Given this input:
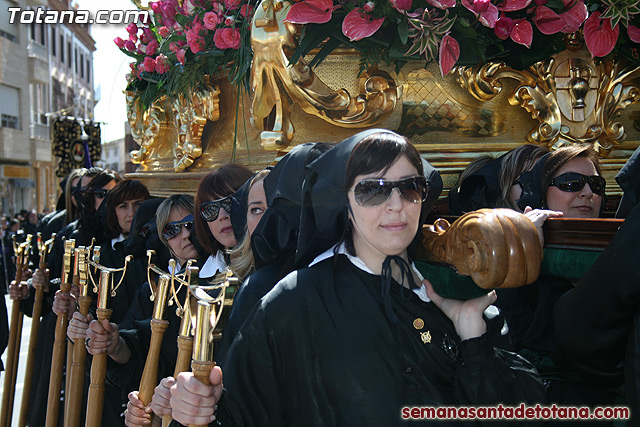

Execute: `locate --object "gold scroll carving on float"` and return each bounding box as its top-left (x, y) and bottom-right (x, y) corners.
top-left (125, 0), bottom-right (640, 196)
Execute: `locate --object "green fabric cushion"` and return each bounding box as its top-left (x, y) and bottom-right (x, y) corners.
top-left (414, 260), bottom-right (490, 300)
top-left (541, 248), bottom-right (602, 281)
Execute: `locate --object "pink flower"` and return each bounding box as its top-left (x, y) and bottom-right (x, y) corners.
top-left (363, 1), bottom-right (375, 13)
top-left (146, 40), bottom-right (159, 56)
top-left (124, 40), bottom-right (136, 51)
top-left (129, 32), bottom-right (138, 43)
top-left (213, 27), bottom-right (241, 49)
top-left (223, 15), bottom-right (235, 26)
top-left (496, 0), bottom-right (531, 11)
top-left (628, 25), bottom-right (640, 43)
top-left (439, 33), bottom-right (460, 76)
top-left (158, 26), bottom-right (171, 37)
top-left (169, 41), bottom-right (181, 52)
top-left (342, 7), bottom-right (385, 41)
top-left (584, 11), bottom-right (619, 57)
top-left (462, 0), bottom-right (499, 28)
top-left (425, 0), bottom-right (456, 9)
top-left (494, 16), bottom-right (513, 39)
top-left (151, 1), bottom-right (162, 15)
top-left (225, 0), bottom-right (241, 9)
top-left (533, 0), bottom-right (586, 34)
top-left (126, 23), bottom-right (138, 36)
top-left (203, 11), bottom-right (220, 30)
top-left (155, 54), bottom-right (171, 74)
top-left (142, 28), bottom-right (155, 44)
top-left (176, 48), bottom-right (186, 65)
top-left (393, 0), bottom-right (413, 11)
top-left (239, 4), bottom-right (254, 18)
top-left (162, 3), bottom-right (177, 18)
top-left (143, 56), bottom-right (156, 73)
top-left (285, 0), bottom-right (340, 24)
top-left (114, 37), bottom-right (125, 49)
top-left (186, 30), bottom-right (207, 53)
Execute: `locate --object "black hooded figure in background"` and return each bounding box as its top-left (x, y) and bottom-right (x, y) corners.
top-left (169, 129), bottom-right (545, 427)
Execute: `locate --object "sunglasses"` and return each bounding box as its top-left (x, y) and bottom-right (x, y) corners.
top-left (200, 196), bottom-right (233, 222)
top-left (549, 172), bottom-right (606, 196)
top-left (94, 188), bottom-right (110, 199)
top-left (162, 214), bottom-right (194, 240)
top-left (352, 176), bottom-right (428, 207)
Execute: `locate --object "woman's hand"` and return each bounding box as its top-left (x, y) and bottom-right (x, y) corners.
top-left (150, 377), bottom-right (175, 417)
top-left (85, 319), bottom-right (131, 363)
top-left (523, 206), bottom-right (563, 245)
top-left (31, 268), bottom-right (49, 291)
top-left (124, 390), bottom-right (152, 426)
top-left (170, 367), bottom-right (223, 425)
top-left (424, 279), bottom-right (497, 341)
top-left (8, 280), bottom-right (29, 300)
top-left (52, 290), bottom-right (76, 319)
top-left (67, 312), bottom-right (92, 341)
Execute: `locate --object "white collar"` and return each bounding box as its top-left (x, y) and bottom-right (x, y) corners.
top-left (199, 250), bottom-right (227, 278)
top-left (309, 243), bottom-right (430, 302)
top-left (168, 261), bottom-right (180, 274)
top-left (111, 234), bottom-right (126, 250)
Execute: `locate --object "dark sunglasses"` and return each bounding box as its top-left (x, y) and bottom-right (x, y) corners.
top-left (162, 214), bottom-right (194, 240)
top-left (549, 172), bottom-right (606, 196)
top-left (200, 196), bottom-right (233, 222)
top-left (352, 176), bottom-right (428, 207)
top-left (94, 188), bottom-right (110, 199)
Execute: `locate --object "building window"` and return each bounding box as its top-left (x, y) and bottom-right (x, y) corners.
top-left (0, 0), bottom-right (18, 42)
top-left (74, 48), bottom-right (78, 73)
top-left (86, 58), bottom-right (91, 83)
top-left (67, 41), bottom-right (71, 68)
top-left (39, 22), bottom-right (45, 45)
top-left (0, 85), bottom-right (20, 129)
top-left (80, 53), bottom-right (84, 79)
top-left (51, 28), bottom-right (56, 57)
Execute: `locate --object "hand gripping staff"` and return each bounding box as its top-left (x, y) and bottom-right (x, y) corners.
top-left (189, 268), bottom-right (235, 427)
top-left (161, 261), bottom-right (199, 427)
top-left (84, 246), bottom-right (132, 427)
top-left (45, 239), bottom-right (76, 427)
top-left (0, 234), bottom-right (33, 427)
top-left (17, 233), bottom-right (55, 427)
top-left (138, 251), bottom-right (193, 426)
top-left (65, 246), bottom-right (93, 427)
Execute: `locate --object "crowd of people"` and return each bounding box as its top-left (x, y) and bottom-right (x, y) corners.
top-left (1, 130), bottom-right (639, 426)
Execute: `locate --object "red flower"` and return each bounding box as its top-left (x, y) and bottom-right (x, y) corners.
top-left (393, 0), bottom-right (413, 12)
top-left (285, 0), bottom-right (340, 24)
top-left (114, 37), bottom-right (125, 49)
top-left (176, 49), bottom-right (186, 65)
top-left (533, 0), bottom-right (586, 35)
top-left (462, 0), bottom-right (499, 28)
top-left (628, 25), bottom-right (640, 43)
top-left (146, 39), bottom-right (159, 56)
top-left (342, 7), bottom-right (385, 41)
top-left (510, 18), bottom-right (533, 47)
top-left (584, 11), bottom-right (619, 57)
top-left (439, 33), bottom-right (460, 76)
top-left (155, 54), bottom-right (171, 74)
top-left (240, 4), bottom-right (254, 18)
top-left (158, 26), bottom-right (171, 37)
top-left (186, 28), bottom-right (207, 53)
top-left (203, 11), bottom-right (220, 30)
top-left (494, 16), bottom-right (514, 39)
top-left (214, 27), bottom-right (241, 49)
top-left (124, 40), bottom-right (136, 51)
top-left (143, 56), bottom-right (156, 72)
top-left (496, 0), bottom-right (531, 11)
top-left (126, 23), bottom-right (138, 36)
top-left (224, 0), bottom-right (241, 10)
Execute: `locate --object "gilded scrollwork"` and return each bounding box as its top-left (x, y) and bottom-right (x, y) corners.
top-left (250, 0), bottom-right (401, 150)
top-left (172, 77), bottom-right (221, 172)
top-left (454, 35), bottom-right (640, 156)
top-left (126, 92), bottom-right (166, 165)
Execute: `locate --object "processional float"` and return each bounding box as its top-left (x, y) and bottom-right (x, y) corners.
top-left (0, 234), bottom-right (33, 427)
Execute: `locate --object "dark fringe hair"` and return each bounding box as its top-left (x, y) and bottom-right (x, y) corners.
top-left (104, 180), bottom-right (151, 239)
top-left (194, 164), bottom-right (253, 255)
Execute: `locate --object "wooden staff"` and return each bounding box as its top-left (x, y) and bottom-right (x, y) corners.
top-left (63, 247), bottom-right (82, 422)
top-left (188, 267), bottom-right (232, 427)
top-left (85, 248), bottom-right (131, 427)
top-left (162, 265), bottom-right (198, 427)
top-left (65, 246), bottom-right (91, 427)
top-left (45, 239), bottom-right (75, 427)
top-left (0, 234), bottom-right (33, 427)
top-left (17, 233), bottom-right (55, 427)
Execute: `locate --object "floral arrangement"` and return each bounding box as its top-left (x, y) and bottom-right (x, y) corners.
top-left (285, 0), bottom-right (640, 76)
top-left (118, 0), bottom-right (640, 107)
top-left (116, 0), bottom-right (255, 108)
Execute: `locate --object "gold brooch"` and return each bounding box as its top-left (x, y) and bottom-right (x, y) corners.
top-left (413, 318), bottom-right (424, 330)
top-left (420, 331), bottom-right (432, 344)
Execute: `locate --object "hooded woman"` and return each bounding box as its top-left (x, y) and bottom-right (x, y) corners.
top-left (170, 130), bottom-right (544, 426)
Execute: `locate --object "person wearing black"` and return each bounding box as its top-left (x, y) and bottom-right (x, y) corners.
top-left (169, 130), bottom-right (545, 426)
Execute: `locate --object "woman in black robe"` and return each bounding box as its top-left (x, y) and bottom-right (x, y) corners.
top-left (169, 129), bottom-right (545, 426)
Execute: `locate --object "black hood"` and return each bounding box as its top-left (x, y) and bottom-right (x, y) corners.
top-left (251, 143), bottom-right (325, 269)
top-left (230, 174), bottom-right (253, 243)
top-left (616, 145), bottom-right (640, 218)
top-left (515, 153), bottom-right (550, 211)
top-left (124, 197), bottom-right (171, 268)
top-left (295, 129), bottom-right (443, 268)
top-left (448, 155), bottom-right (503, 215)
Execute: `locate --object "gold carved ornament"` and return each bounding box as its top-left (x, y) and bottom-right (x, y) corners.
top-left (250, 0), bottom-right (401, 150)
top-left (454, 37), bottom-right (640, 157)
top-left (127, 92), bottom-right (167, 164)
top-left (421, 209), bottom-right (542, 289)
